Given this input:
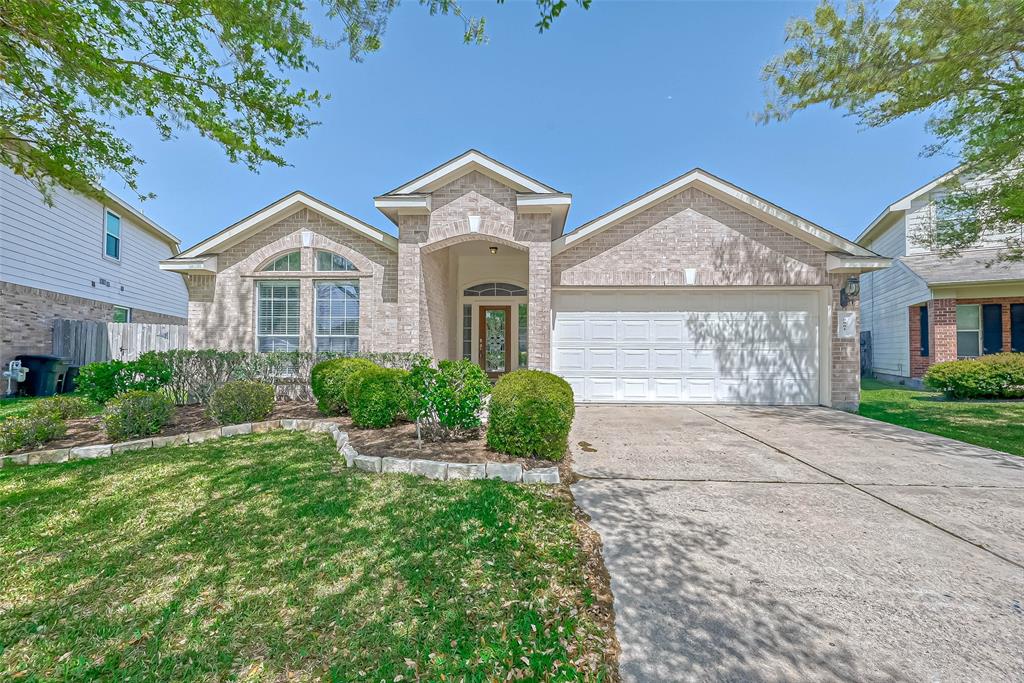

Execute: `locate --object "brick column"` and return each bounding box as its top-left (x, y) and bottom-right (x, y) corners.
top-left (396, 217), bottom-right (425, 354)
top-left (830, 275), bottom-right (860, 411)
top-left (908, 305), bottom-right (931, 378)
top-left (930, 298), bottom-right (957, 363)
top-left (527, 240), bottom-right (552, 371)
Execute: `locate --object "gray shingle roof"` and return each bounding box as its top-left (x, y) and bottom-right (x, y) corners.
top-left (901, 249), bottom-right (1024, 285)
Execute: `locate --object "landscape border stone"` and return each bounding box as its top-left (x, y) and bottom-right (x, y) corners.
top-left (0, 418), bottom-right (560, 484)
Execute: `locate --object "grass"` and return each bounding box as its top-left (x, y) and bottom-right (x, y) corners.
top-left (860, 378), bottom-right (1024, 456)
top-left (0, 396), bottom-right (101, 422)
top-left (0, 431), bottom-right (612, 681)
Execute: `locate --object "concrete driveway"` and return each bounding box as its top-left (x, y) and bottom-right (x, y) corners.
top-left (570, 405), bottom-right (1024, 682)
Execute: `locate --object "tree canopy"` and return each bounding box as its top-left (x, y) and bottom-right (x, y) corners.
top-left (0, 0), bottom-right (588, 202)
top-left (761, 0), bottom-right (1024, 260)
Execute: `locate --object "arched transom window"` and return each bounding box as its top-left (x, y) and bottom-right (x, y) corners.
top-left (463, 282), bottom-right (527, 297)
top-left (316, 250), bottom-right (357, 272)
top-left (261, 251), bottom-right (301, 271)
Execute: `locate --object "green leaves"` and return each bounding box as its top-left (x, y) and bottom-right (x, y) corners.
top-left (1, 1), bottom-right (586, 204)
top-left (761, 0), bottom-right (1024, 260)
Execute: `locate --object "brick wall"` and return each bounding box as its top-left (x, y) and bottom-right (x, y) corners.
top-left (908, 305), bottom-right (930, 378)
top-left (0, 281), bottom-right (186, 368)
top-left (923, 296), bottom-right (1024, 367)
top-left (187, 208), bottom-right (398, 352)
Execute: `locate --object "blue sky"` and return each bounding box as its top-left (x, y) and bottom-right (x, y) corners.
top-left (111, 0), bottom-right (953, 248)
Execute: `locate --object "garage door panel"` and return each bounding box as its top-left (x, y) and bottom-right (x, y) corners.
top-left (551, 290), bottom-right (821, 405)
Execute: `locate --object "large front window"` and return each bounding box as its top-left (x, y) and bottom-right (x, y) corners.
top-left (956, 304), bottom-right (981, 358)
top-left (315, 281), bottom-right (359, 352)
top-left (257, 281), bottom-right (300, 351)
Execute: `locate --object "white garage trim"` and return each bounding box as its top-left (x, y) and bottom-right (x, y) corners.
top-left (550, 287), bottom-right (831, 406)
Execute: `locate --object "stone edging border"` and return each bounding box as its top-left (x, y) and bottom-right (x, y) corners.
top-left (0, 418), bottom-right (561, 485)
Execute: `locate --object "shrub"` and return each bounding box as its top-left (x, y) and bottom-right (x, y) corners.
top-left (208, 380), bottom-right (275, 425)
top-left (407, 358), bottom-right (491, 439)
top-left (0, 414), bottom-right (66, 454)
top-left (102, 390), bottom-right (174, 442)
top-left (76, 352), bottom-right (171, 404)
top-left (347, 367), bottom-right (411, 428)
top-left (924, 353), bottom-right (1024, 399)
top-left (28, 395), bottom-right (95, 420)
top-left (486, 370), bottom-right (575, 461)
top-left (310, 357), bottom-right (378, 415)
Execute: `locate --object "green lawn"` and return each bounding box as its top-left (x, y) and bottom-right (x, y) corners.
top-left (860, 379), bottom-right (1024, 456)
top-left (0, 431), bottom-right (612, 681)
top-left (0, 397), bottom-right (40, 421)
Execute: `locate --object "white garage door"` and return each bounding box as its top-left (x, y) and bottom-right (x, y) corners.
top-left (551, 290), bottom-right (822, 404)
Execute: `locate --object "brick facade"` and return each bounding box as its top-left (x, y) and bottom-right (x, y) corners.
top-left (911, 296), bottom-right (1024, 376)
top-left (0, 281), bottom-right (186, 368)
top-left (181, 172), bottom-right (869, 409)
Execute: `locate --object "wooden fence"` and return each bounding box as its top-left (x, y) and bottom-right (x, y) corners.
top-left (53, 319), bottom-right (188, 366)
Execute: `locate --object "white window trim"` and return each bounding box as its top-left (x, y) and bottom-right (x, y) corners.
top-left (255, 280), bottom-right (301, 352)
top-left (314, 280), bottom-right (360, 353)
top-left (956, 303), bottom-right (982, 358)
top-left (112, 306), bottom-right (132, 323)
top-left (103, 208), bottom-right (122, 262)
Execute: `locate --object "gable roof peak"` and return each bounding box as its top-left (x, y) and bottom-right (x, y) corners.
top-left (383, 149), bottom-right (561, 196)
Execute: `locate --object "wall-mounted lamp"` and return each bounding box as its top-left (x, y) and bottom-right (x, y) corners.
top-left (489, 246), bottom-right (498, 255)
top-left (840, 275), bottom-right (860, 308)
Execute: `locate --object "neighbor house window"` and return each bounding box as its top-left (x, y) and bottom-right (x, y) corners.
top-left (315, 281), bottom-right (359, 353)
top-left (956, 304), bottom-right (981, 358)
top-left (257, 281), bottom-right (300, 351)
top-left (112, 306), bottom-right (131, 323)
top-left (262, 251), bottom-right (301, 272)
top-left (316, 250), bottom-right (357, 272)
top-left (104, 210), bottom-right (121, 260)
top-left (518, 303), bottom-right (528, 367)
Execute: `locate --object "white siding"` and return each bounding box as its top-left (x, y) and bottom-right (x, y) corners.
top-left (906, 177), bottom-right (1019, 255)
top-left (860, 217), bottom-right (931, 377)
top-left (0, 166), bottom-right (187, 317)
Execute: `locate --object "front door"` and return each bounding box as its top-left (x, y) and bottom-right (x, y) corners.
top-left (478, 305), bottom-right (512, 379)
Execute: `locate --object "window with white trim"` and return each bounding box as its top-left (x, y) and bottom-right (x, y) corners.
top-left (104, 210), bottom-right (121, 260)
top-left (315, 281), bottom-right (359, 352)
top-left (956, 304), bottom-right (981, 358)
top-left (257, 281), bottom-right (300, 351)
top-left (112, 306), bottom-right (131, 323)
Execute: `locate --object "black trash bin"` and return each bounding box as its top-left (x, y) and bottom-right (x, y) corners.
top-left (14, 354), bottom-right (70, 396)
top-left (61, 366), bottom-right (81, 394)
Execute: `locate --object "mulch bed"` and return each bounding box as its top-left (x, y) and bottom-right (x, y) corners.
top-left (6, 402), bottom-right (323, 455)
top-left (337, 416), bottom-right (572, 477)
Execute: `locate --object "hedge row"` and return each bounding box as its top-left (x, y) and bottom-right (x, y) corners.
top-left (924, 353), bottom-right (1024, 399)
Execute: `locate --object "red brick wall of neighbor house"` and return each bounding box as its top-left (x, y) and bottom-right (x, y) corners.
top-left (0, 281), bottom-right (186, 368)
top-left (915, 296), bottom-right (1024, 374)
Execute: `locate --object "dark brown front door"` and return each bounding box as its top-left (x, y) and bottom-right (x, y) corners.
top-left (478, 305), bottom-right (511, 378)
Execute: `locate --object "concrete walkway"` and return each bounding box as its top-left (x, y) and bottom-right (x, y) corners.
top-left (571, 405), bottom-right (1024, 682)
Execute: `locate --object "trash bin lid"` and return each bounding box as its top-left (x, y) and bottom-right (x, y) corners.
top-left (14, 354), bottom-right (64, 361)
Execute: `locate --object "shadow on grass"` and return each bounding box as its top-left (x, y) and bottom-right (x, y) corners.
top-left (0, 431), bottom-right (610, 681)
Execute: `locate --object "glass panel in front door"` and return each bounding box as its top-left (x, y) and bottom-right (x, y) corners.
top-left (485, 309), bottom-right (507, 373)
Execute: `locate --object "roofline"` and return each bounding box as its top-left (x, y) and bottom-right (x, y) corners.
top-left (173, 191), bottom-right (397, 259)
top-left (102, 189), bottom-right (180, 252)
top-left (856, 166), bottom-right (963, 245)
top-left (383, 149), bottom-right (560, 195)
top-left (554, 168), bottom-right (876, 257)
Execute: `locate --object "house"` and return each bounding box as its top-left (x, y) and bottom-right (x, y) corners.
top-left (0, 166), bottom-right (188, 368)
top-left (160, 150), bottom-right (889, 409)
top-left (858, 170), bottom-right (1024, 385)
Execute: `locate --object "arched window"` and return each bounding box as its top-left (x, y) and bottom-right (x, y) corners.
top-left (316, 250), bottom-right (357, 272)
top-left (463, 282), bottom-right (527, 297)
top-left (261, 251), bottom-right (301, 271)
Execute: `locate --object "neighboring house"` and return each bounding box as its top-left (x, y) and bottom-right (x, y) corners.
top-left (161, 150), bottom-right (889, 409)
top-left (0, 166), bottom-right (188, 368)
top-left (858, 170), bottom-right (1024, 385)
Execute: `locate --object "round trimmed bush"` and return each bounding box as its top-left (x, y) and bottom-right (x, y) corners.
top-left (924, 353), bottom-right (1024, 399)
top-left (486, 370), bottom-right (575, 461)
top-left (102, 390), bottom-right (174, 442)
top-left (208, 380), bottom-right (275, 425)
top-left (29, 395), bottom-right (95, 420)
top-left (347, 367), bottom-right (411, 428)
top-left (0, 414), bottom-right (66, 454)
top-left (310, 357), bottom-right (378, 415)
